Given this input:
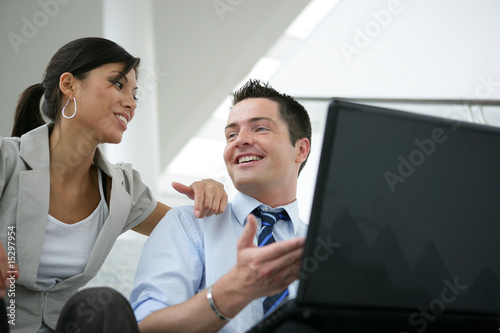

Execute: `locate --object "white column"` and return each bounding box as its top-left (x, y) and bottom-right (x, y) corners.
top-left (102, 0), bottom-right (161, 198)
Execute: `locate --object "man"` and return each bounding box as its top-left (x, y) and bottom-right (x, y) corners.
top-left (130, 79), bottom-right (312, 332)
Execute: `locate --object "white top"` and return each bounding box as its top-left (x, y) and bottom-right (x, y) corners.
top-left (36, 169), bottom-right (108, 290)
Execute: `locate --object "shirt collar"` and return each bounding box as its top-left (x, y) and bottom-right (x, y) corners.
top-left (19, 124), bottom-right (50, 169)
top-left (18, 124), bottom-right (123, 184)
top-left (232, 192), bottom-right (301, 235)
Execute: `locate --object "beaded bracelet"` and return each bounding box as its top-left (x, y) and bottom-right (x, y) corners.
top-left (207, 286), bottom-right (234, 321)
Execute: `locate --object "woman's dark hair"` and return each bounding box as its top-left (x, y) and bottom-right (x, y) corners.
top-left (12, 37), bottom-right (140, 137)
top-left (232, 79), bottom-right (312, 175)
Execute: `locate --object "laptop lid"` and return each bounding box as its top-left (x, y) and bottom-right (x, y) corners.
top-left (296, 99), bottom-right (500, 322)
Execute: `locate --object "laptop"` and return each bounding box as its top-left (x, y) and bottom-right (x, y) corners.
top-left (247, 99), bottom-right (500, 332)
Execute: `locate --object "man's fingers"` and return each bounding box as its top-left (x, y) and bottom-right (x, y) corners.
top-left (257, 237), bottom-right (305, 262)
top-left (237, 214), bottom-right (258, 250)
top-left (275, 253), bottom-right (303, 283)
top-left (234, 226), bottom-right (305, 299)
top-left (252, 248), bottom-right (304, 296)
top-left (264, 261), bottom-right (303, 295)
top-left (259, 245), bottom-right (304, 279)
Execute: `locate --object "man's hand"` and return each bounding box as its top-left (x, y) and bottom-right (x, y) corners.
top-left (172, 179), bottom-right (228, 218)
top-left (224, 214), bottom-right (305, 303)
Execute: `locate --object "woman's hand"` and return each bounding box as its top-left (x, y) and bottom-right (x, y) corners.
top-left (133, 179), bottom-right (228, 236)
top-left (172, 179), bottom-right (228, 218)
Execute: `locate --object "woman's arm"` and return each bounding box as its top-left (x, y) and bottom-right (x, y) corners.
top-left (132, 179), bottom-right (228, 236)
top-left (132, 202), bottom-right (170, 236)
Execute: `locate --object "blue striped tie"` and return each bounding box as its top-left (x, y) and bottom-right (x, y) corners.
top-left (252, 207), bottom-right (291, 316)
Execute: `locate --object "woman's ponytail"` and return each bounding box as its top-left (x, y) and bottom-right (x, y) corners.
top-left (11, 83), bottom-right (46, 137)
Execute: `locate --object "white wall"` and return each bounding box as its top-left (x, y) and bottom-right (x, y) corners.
top-left (151, 0), bottom-right (310, 170)
top-left (102, 0), bottom-right (161, 197)
top-left (271, 0), bottom-right (500, 101)
top-left (0, 0), bottom-right (104, 137)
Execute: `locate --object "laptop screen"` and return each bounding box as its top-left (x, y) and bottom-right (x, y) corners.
top-left (298, 100), bottom-right (500, 318)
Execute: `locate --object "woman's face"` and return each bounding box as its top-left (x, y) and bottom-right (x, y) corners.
top-left (70, 62), bottom-right (138, 144)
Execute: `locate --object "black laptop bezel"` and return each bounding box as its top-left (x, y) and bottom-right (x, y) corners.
top-left (295, 99), bottom-right (500, 325)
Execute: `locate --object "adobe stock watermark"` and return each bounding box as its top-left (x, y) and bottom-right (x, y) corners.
top-left (208, 170), bottom-right (233, 194)
top-left (340, 0), bottom-right (404, 64)
top-left (213, 0), bottom-right (243, 22)
top-left (7, 0), bottom-right (72, 54)
top-left (383, 74), bottom-right (499, 193)
top-left (383, 128), bottom-right (447, 193)
top-left (299, 235), bottom-right (340, 279)
top-left (58, 288), bottom-right (114, 333)
top-left (6, 226), bottom-right (17, 327)
top-left (51, 126), bottom-right (104, 183)
top-left (401, 277), bottom-right (467, 333)
top-left (448, 74), bottom-right (500, 127)
top-left (135, 64), bottom-right (169, 102)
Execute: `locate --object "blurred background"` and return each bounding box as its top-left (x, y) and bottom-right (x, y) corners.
top-left (1, 0), bottom-right (500, 297)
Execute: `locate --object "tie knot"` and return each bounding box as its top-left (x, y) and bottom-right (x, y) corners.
top-left (252, 207), bottom-right (290, 228)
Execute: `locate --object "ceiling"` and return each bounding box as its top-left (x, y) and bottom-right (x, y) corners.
top-left (151, 0), bottom-right (311, 170)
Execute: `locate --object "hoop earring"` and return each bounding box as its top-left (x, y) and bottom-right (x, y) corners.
top-left (62, 97), bottom-right (77, 119)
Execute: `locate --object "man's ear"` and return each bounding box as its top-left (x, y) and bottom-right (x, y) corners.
top-left (295, 138), bottom-right (310, 164)
top-left (59, 72), bottom-right (75, 98)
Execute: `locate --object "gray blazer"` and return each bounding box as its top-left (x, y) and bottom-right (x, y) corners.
top-left (0, 125), bottom-right (157, 332)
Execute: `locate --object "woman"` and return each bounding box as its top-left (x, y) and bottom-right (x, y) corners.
top-left (0, 37), bottom-right (228, 332)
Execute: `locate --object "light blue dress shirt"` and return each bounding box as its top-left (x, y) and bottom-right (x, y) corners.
top-left (130, 192), bottom-right (308, 332)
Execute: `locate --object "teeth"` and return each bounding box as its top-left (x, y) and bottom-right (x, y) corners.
top-left (117, 115), bottom-right (128, 125)
top-left (238, 156), bottom-right (262, 164)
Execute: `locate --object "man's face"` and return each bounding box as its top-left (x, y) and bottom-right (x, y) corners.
top-left (224, 98), bottom-right (305, 198)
